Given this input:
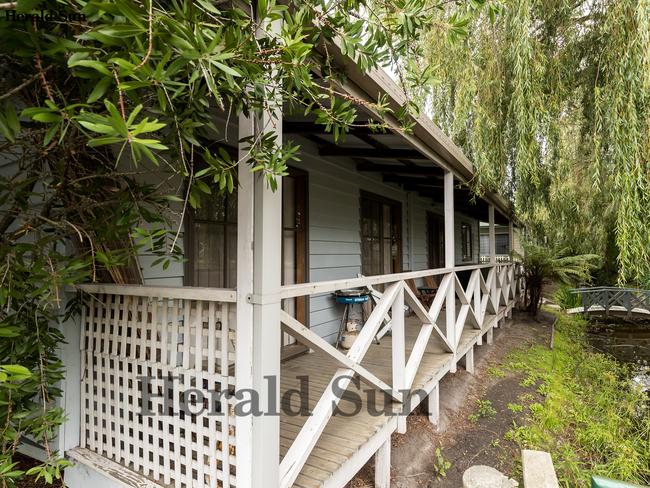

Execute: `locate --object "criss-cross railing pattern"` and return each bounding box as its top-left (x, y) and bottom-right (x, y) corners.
top-left (278, 262), bottom-right (519, 488)
top-left (572, 286), bottom-right (650, 316)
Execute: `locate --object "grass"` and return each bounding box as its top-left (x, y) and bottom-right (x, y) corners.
top-left (469, 399), bottom-right (497, 423)
top-left (502, 311), bottom-right (650, 487)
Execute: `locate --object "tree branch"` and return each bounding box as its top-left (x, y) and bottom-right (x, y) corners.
top-left (0, 66), bottom-right (53, 102)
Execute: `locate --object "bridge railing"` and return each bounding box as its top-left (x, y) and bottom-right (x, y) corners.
top-left (570, 287), bottom-right (650, 315)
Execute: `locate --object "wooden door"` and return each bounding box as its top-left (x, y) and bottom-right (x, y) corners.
top-left (281, 168), bottom-right (309, 357)
top-left (361, 192), bottom-right (402, 277)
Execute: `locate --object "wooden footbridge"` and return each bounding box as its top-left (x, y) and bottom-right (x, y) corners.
top-left (568, 287), bottom-right (650, 318)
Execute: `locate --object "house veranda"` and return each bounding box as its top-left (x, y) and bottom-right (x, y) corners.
top-left (49, 54), bottom-right (522, 488)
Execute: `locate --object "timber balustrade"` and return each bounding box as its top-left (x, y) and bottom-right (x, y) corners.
top-left (76, 285), bottom-right (238, 488)
top-left (73, 262), bottom-right (521, 488)
top-left (277, 262), bottom-right (520, 488)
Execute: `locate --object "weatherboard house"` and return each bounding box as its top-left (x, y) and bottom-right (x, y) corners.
top-left (32, 42), bottom-right (521, 488)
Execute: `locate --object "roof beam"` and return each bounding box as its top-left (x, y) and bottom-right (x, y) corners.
top-left (357, 163), bottom-right (444, 175)
top-left (382, 174), bottom-right (444, 186)
top-left (284, 121), bottom-right (389, 136)
top-left (319, 147), bottom-right (426, 159)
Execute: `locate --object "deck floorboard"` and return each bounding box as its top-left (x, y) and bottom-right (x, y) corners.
top-left (283, 312), bottom-right (497, 487)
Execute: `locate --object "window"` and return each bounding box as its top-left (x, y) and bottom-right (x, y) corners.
top-left (461, 222), bottom-right (473, 262)
top-left (185, 189), bottom-right (238, 288)
top-left (495, 234), bottom-right (509, 255)
top-left (361, 193), bottom-right (402, 276)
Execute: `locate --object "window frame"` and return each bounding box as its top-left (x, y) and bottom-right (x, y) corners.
top-left (360, 191), bottom-right (402, 276)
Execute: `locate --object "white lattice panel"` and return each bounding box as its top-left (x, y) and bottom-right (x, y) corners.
top-left (80, 293), bottom-right (237, 488)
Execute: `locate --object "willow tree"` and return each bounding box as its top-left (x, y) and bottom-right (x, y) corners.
top-left (418, 0), bottom-right (650, 286)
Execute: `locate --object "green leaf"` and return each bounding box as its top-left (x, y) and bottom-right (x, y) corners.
top-left (133, 138), bottom-right (168, 150)
top-left (2, 365), bottom-right (31, 376)
top-left (0, 114), bottom-right (14, 143)
top-left (0, 326), bottom-right (20, 338)
top-left (32, 112), bottom-right (62, 123)
top-left (213, 61), bottom-right (241, 77)
top-left (69, 59), bottom-right (112, 76)
top-left (87, 136), bottom-right (125, 146)
top-left (5, 104), bottom-right (20, 134)
top-left (43, 122), bottom-right (61, 146)
top-left (87, 77), bottom-right (112, 103)
top-left (96, 25), bottom-right (146, 37)
top-left (78, 120), bottom-right (115, 134)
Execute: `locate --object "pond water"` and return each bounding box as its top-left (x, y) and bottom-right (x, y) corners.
top-left (586, 318), bottom-right (650, 391)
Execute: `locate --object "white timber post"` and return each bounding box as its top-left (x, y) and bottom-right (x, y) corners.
top-left (488, 205), bottom-right (498, 320)
top-left (236, 114), bottom-right (255, 488)
top-left (235, 11), bottom-right (283, 488)
top-left (444, 171), bottom-right (456, 372)
top-left (49, 294), bottom-right (81, 459)
top-left (508, 219), bottom-right (514, 262)
top-left (508, 219), bottom-right (515, 317)
top-left (428, 383), bottom-right (440, 430)
top-left (488, 205), bottom-right (496, 264)
top-left (375, 439), bottom-right (391, 488)
top-left (474, 269), bottom-right (482, 331)
top-left (391, 284), bottom-right (407, 434)
top-left (461, 346), bottom-right (475, 374)
top-left (236, 102), bottom-right (283, 487)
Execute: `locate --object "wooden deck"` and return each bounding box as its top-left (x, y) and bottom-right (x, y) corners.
top-left (282, 310), bottom-right (505, 488)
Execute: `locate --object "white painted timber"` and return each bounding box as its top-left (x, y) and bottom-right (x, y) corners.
top-left (428, 383), bottom-right (440, 429)
top-left (67, 448), bottom-right (160, 488)
top-left (251, 102), bottom-right (283, 487)
top-left (461, 346), bottom-right (475, 374)
top-left (567, 305), bottom-right (650, 317)
top-left (508, 220), bottom-right (514, 257)
top-left (280, 264), bottom-right (492, 299)
top-left (236, 112), bottom-right (256, 488)
top-left (56, 295), bottom-right (81, 455)
top-left (391, 285), bottom-right (407, 433)
top-left (375, 439), bottom-right (391, 488)
top-left (75, 283), bottom-right (236, 302)
top-left (489, 206), bottom-right (498, 309)
top-left (444, 171), bottom-right (457, 371)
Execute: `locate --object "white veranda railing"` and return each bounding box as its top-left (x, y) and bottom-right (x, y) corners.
top-left (74, 263), bottom-right (521, 488)
top-left (277, 262), bottom-right (520, 488)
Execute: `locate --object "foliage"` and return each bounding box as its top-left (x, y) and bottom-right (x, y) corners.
top-left (468, 398), bottom-right (497, 422)
top-left (514, 242), bottom-right (600, 315)
top-left (504, 312), bottom-right (650, 486)
top-left (507, 402), bottom-right (523, 413)
top-left (432, 447), bottom-right (452, 480)
top-left (0, 0), bottom-right (493, 484)
top-left (419, 0), bottom-right (650, 287)
top-left (553, 284), bottom-right (582, 310)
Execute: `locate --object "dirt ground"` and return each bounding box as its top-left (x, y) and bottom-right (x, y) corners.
top-left (348, 310), bottom-right (555, 488)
